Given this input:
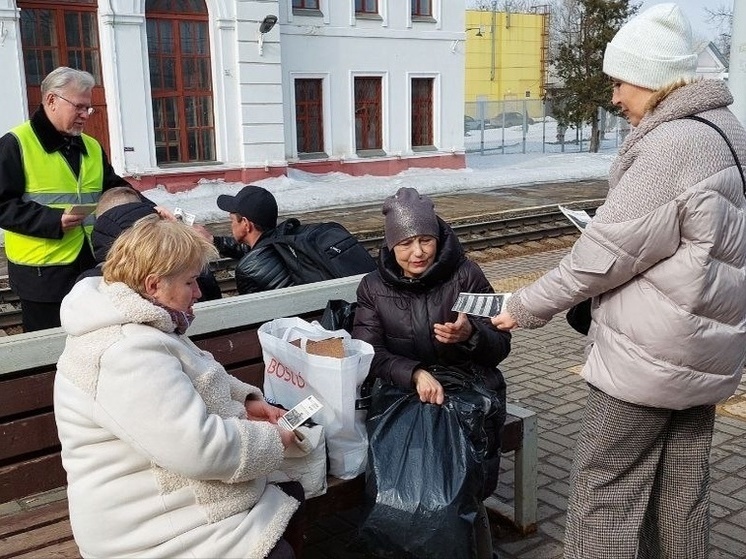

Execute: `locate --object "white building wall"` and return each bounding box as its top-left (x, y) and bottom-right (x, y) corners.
top-left (235, 0), bottom-right (287, 167)
top-left (279, 0), bottom-right (465, 162)
top-left (0, 1), bottom-right (27, 135)
top-left (2, 0), bottom-right (466, 185)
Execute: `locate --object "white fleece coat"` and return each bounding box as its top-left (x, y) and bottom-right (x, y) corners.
top-left (507, 80), bottom-right (746, 409)
top-left (54, 277), bottom-right (299, 558)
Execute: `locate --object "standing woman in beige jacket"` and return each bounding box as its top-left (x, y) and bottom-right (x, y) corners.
top-left (492, 4), bottom-right (746, 558)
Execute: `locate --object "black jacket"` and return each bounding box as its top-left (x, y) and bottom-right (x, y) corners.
top-left (77, 202), bottom-right (222, 302)
top-left (214, 229), bottom-right (294, 294)
top-left (352, 218), bottom-right (511, 392)
top-left (0, 107), bottom-right (130, 302)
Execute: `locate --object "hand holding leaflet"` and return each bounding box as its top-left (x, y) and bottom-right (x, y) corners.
top-left (65, 204), bottom-right (97, 217)
top-left (452, 292), bottom-right (512, 317)
top-left (558, 205), bottom-right (592, 231)
top-left (278, 395), bottom-right (324, 432)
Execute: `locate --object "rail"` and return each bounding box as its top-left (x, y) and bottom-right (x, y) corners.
top-left (0, 201), bottom-right (601, 332)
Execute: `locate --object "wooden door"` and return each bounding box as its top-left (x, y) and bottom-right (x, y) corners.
top-left (19, 0), bottom-right (110, 152)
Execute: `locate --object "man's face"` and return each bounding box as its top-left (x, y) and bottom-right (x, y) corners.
top-left (45, 87), bottom-right (93, 136)
top-left (230, 213), bottom-right (251, 245)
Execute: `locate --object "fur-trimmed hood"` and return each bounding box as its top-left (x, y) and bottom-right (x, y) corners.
top-left (61, 276), bottom-right (176, 336)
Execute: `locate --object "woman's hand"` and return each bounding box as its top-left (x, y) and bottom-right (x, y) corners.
top-left (276, 426), bottom-right (297, 449)
top-left (153, 206), bottom-right (176, 221)
top-left (491, 311), bottom-right (518, 331)
top-left (245, 398), bottom-right (296, 448)
top-left (245, 398), bottom-right (285, 423)
top-left (412, 369), bottom-right (445, 405)
top-left (433, 312), bottom-right (473, 343)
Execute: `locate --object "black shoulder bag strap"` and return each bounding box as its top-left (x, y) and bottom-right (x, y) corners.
top-left (685, 114), bottom-right (746, 197)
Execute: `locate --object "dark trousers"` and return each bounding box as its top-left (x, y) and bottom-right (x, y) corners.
top-left (20, 299), bottom-right (63, 332)
top-left (267, 481), bottom-right (306, 559)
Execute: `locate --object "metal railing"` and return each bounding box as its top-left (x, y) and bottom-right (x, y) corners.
top-left (464, 99), bottom-right (628, 155)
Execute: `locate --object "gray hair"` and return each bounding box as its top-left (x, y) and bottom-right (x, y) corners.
top-left (41, 67), bottom-right (95, 97)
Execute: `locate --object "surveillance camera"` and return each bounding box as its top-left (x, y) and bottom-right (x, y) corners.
top-left (259, 15), bottom-right (278, 34)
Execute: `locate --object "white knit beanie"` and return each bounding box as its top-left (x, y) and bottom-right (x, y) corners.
top-left (603, 3), bottom-right (697, 90)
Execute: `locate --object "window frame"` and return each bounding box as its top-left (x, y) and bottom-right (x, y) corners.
top-left (146, 0), bottom-right (217, 166)
top-left (293, 77), bottom-right (327, 158)
top-left (353, 75), bottom-right (385, 156)
top-left (410, 77), bottom-right (435, 150)
top-left (292, 0), bottom-right (319, 9)
top-left (355, 0), bottom-right (378, 15)
top-left (411, 0), bottom-right (432, 17)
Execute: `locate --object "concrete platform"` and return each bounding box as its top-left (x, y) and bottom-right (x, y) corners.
top-left (303, 249), bottom-right (746, 559)
top-left (2, 247), bottom-right (744, 559)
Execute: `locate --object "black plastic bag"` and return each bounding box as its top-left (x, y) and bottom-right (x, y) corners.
top-left (319, 299), bottom-right (357, 333)
top-left (358, 378), bottom-right (492, 559)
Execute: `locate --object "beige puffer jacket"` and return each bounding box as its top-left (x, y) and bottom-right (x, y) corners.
top-left (507, 80), bottom-right (746, 409)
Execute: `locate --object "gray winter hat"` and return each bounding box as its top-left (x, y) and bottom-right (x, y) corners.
top-left (382, 187), bottom-right (439, 250)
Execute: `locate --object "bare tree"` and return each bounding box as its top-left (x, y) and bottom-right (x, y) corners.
top-left (550, 0), bottom-right (636, 152)
top-left (469, 0), bottom-right (544, 12)
top-left (705, 3), bottom-right (733, 60)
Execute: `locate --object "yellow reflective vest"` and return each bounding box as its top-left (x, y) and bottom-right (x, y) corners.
top-left (6, 122), bottom-right (103, 266)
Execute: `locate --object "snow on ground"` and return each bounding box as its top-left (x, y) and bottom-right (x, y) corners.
top-left (144, 148), bottom-right (615, 225)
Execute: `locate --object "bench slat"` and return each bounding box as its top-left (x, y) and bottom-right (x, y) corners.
top-left (0, 371), bottom-right (55, 419)
top-left (0, 515), bottom-right (74, 559)
top-left (10, 539), bottom-right (80, 559)
top-left (0, 453), bottom-right (66, 505)
top-left (193, 329), bottom-right (263, 367)
top-left (0, 412), bottom-right (59, 461)
top-left (0, 499), bottom-right (69, 538)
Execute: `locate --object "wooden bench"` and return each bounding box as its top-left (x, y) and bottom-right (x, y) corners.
top-left (0, 276), bottom-right (537, 557)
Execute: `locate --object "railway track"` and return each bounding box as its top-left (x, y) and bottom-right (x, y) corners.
top-left (0, 202), bottom-right (598, 333)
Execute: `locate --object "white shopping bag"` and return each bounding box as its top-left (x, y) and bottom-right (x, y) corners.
top-left (273, 424), bottom-right (328, 498)
top-left (258, 317), bottom-right (374, 479)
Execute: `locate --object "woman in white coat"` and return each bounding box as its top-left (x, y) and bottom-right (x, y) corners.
top-left (55, 214), bottom-right (304, 559)
top-left (492, 4), bottom-right (746, 558)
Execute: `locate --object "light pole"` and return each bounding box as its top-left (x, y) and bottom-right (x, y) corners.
top-left (730, 0), bottom-right (745, 125)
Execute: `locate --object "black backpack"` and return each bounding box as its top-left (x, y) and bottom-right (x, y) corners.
top-left (268, 218), bottom-right (376, 284)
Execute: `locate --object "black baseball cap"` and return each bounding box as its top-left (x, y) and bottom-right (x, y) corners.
top-left (217, 185), bottom-right (278, 230)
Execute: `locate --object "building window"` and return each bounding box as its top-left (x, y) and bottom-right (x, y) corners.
top-left (411, 78), bottom-right (433, 148)
top-left (293, 0), bottom-right (319, 8)
top-left (411, 0), bottom-right (432, 17)
top-left (295, 79), bottom-right (324, 155)
top-left (146, 0), bottom-right (216, 165)
top-left (355, 0), bottom-right (377, 14)
top-left (354, 77), bottom-right (382, 152)
top-left (19, 0), bottom-right (111, 152)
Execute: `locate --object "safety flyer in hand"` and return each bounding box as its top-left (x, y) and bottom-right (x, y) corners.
top-left (452, 292), bottom-right (512, 318)
top-left (558, 205), bottom-right (592, 231)
top-left (278, 395), bottom-right (324, 432)
top-left (174, 207), bottom-right (196, 226)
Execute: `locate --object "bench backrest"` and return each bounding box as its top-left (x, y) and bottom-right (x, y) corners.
top-left (0, 276), bottom-right (362, 504)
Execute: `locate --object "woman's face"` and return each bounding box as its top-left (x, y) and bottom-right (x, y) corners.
top-left (146, 267), bottom-right (202, 313)
top-left (393, 235), bottom-right (437, 278)
top-left (611, 79), bottom-right (655, 126)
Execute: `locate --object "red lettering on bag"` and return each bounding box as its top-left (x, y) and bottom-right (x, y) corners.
top-left (268, 358), bottom-right (305, 387)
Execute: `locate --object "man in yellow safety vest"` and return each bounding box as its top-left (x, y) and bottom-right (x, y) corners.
top-left (0, 67), bottom-right (153, 331)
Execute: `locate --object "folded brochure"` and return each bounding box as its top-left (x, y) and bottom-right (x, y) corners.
top-left (452, 292), bottom-right (511, 317)
top-left (278, 395), bottom-right (323, 432)
top-left (558, 204), bottom-right (592, 231)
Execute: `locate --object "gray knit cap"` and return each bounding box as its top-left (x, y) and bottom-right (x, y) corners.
top-left (382, 187), bottom-right (439, 250)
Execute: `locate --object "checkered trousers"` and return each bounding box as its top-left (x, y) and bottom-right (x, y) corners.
top-left (563, 384), bottom-right (716, 559)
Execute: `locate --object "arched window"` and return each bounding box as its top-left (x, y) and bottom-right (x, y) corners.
top-left (146, 0), bottom-right (215, 164)
top-left (19, 0), bottom-right (110, 152)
